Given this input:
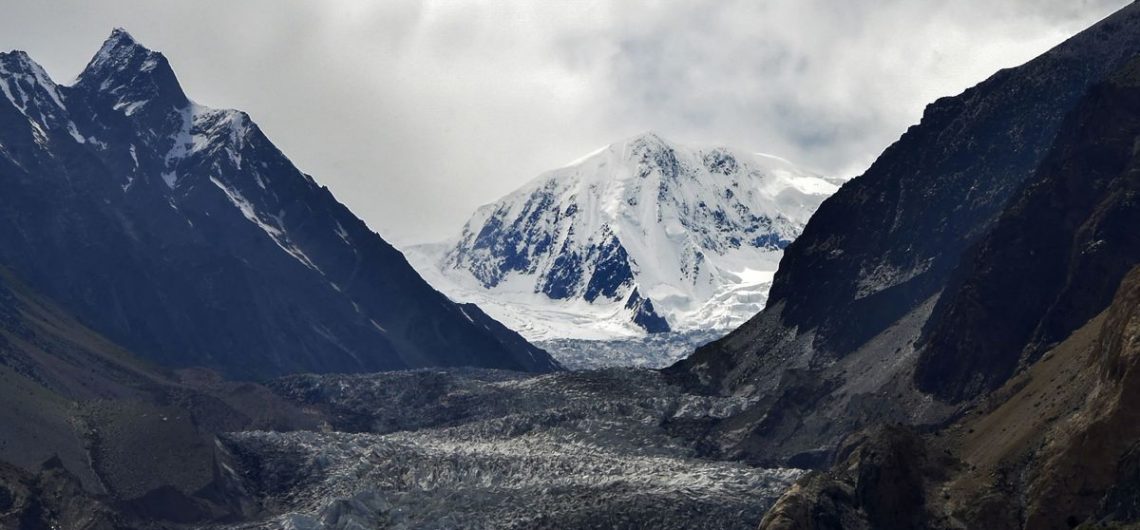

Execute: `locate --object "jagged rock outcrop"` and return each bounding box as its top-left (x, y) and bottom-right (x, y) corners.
top-left (0, 457), bottom-right (125, 530)
top-left (758, 425), bottom-right (952, 530)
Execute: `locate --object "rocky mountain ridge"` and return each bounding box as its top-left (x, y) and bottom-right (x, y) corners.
top-left (0, 29), bottom-right (559, 378)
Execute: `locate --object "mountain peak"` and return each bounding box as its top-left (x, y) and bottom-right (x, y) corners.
top-left (76, 28), bottom-right (188, 112)
top-left (0, 28), bottom-right (560, 378)
top-left (0, 49), bottom-right (34, 67)
top-left (107, 27), bottom-right (139, 48)
top-left (418, 133), bottom-right (837, 345)
top-left (0, 50), bottom-right (52, 81)
top-left (83, 28), bottom-right (152, 76)
top-left (623, 130), bottom-right (670, 149)
top-left (0, 50), bottom-right (70, 120)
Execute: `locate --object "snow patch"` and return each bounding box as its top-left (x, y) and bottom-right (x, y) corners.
top-left (164, 104), bottom-right (252, 188)
top-left (209, 176), bottom-right (322, 273)
top-left (335, 221), bottom-right (350, 244)
top-left (66, 122), bottom-right (85, 144)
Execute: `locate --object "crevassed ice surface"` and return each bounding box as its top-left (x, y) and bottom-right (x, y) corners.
top-left (218, 368), bottom-right (802, 529)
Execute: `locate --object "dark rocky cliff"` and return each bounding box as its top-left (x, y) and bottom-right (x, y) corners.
top-left (672, 3), bottom-right (1140, 395)
top-left (0, 30), bottom-right (559, 378)
top-left (918, 55), bottom-right (1140, 402)
top-left (753, 22), bottom-right (1140, 530)
top-left (663, 2), bottom-right (1140, 468)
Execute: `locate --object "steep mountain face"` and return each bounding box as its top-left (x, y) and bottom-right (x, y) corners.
top-left (0, 30), bottom-right (558, 378)
top-left (408, 133), bottom-right (838, 343)
top-left (662, 3), bottom-right (1140, 466)
top-left (916, 55), bottom-right (1140, 402)
top-left (742, 15), bottom-right (1140, 530)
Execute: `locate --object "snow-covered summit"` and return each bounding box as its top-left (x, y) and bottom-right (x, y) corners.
top-left (0, 51), bottom-right (74, 133)
top-left (81, 28), bottom-right (166, 81)
top-left (76, 28), bottom-right (189, 119)
top-left (407, 132), bottom-right (840, 342)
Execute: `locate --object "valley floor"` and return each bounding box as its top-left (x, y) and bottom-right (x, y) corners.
top-left (215, 368), bottom-right (800, 529)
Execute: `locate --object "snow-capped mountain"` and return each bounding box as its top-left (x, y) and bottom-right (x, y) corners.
top-left (408, 132), bottom-right (840, 343)
top-left (0, 29), bottom-right (560, 376)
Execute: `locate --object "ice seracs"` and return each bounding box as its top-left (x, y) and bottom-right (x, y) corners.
top-left (407, 131), bottom-right (840, 350)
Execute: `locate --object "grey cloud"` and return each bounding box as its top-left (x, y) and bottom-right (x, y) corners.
top-left (0, 0), bottom-right (1129, 244)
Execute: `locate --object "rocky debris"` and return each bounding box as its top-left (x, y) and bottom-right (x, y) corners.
top-left (216, 369), bottom-right (803, 529)
top-left (535, 329), bottom-right (724, 370)
top-left (758, 426), bottom-right (954, 530)
top-left (0, 456), bottom-right (125, 530)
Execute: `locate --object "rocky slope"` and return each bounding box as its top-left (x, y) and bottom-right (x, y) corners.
top-left (752, 19), bottom-right (1140, 530)
top-left (408, 133), bottom-right (838, 345)
top-left (665, 2), bottom-right (1140, 467)
top-left (0, 457), bottom-right (121, 530)
top-left (0, 265), bottom-right (321, 529)
top-left (917, 52), bottom-right (1140, 402)
top-left (759, 264), bottom-right (1140, 530)
top-left (0, 29), bottom-right (558, 378)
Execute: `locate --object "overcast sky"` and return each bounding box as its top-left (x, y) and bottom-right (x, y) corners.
top-left (0, 0), bottom-right (1128, 245)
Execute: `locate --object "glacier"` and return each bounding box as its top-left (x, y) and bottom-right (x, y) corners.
top-left (407, 132), bottom-right (841, 365)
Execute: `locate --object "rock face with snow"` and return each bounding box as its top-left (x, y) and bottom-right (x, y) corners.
top-left (0, 29), bottom-right (559, 377)
top-left (409, 132), bottom-right (839, 343)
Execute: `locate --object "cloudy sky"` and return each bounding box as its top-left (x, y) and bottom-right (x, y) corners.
top-left (0, 0), bottom-right (1128, 244)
